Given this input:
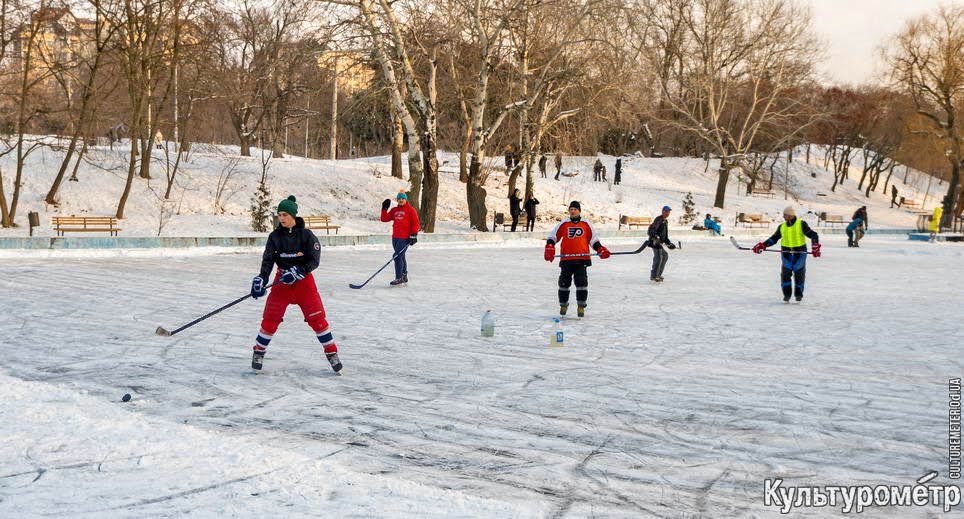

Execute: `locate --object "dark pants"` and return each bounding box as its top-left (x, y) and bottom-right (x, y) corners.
top-left (558, 262), bottom-right (588, 308)
top-left (781, 253), bottom-right (807, 299)
top-left (392, 238), bottom-right (408, 279)
top-left (525, 212), bottom-right (536, 232)
top-left (650, 246), bottom-right (668, 279)
top-left (555, 165), bottom-right (561, 180)
top-left (614, 174), bottom-right (621, 185)
top-left (511, 212), bottom-right (519, 232)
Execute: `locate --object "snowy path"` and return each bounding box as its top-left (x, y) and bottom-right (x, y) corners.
top-left (1, 236), bottom-right (962, 517)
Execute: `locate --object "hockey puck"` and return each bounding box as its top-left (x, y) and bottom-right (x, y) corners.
top-left (122, 393), bottom-right (132, 402)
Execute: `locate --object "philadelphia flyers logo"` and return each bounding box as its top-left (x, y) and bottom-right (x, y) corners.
top-left (567, 227), bottom-right (584, 239)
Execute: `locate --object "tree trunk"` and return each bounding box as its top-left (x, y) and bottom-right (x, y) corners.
top-left (391, 114), bottom-right (403, 178)
top-left (240, 134), bottom-right (251, 157)
top-left (713, 161), bottom-right (730, 209)
top-left (420, 136), bottom-right (438, 233)
top-left (467, 157), bottom-right (488, 231)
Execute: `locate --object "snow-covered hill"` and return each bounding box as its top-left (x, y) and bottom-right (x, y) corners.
top-left (0, 139), bottom-right (940, 237)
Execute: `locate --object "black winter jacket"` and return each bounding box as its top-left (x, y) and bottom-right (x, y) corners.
top-left (647, 215), bottom-right (672, 247)
top-left (258, 217), bottom-right (321, 281)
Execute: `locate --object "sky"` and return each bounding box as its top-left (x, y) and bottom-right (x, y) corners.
top-left (809, 0), bottom-right (954, 86)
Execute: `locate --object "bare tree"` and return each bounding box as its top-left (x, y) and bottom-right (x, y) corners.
top-left (640, 0), bottom-right (822, 208)
top-left (887, 5), bottom-right (964, 223)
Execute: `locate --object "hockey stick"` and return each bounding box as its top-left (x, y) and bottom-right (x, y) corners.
top-left (729, 236), bottom-right (812, 255)
top-left (555, 241), bottom-right (651, 258)
top-left (156, 281), bottom-right (280, 336)
top-left (349, 244), bottom-right (410, 289)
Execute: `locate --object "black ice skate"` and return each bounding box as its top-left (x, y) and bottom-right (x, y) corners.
top-left (389, 278), bottom-right (407, 286)
top-left (559, 305), bottom-right (568, 316)
top-left (252, 350), bottom-right (265, 370)
top-left (326, 352), bottom-right (343, 374)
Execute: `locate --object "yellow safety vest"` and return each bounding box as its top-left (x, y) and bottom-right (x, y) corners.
top-left (780, 218), bottom-right (806, 248)
top-left (930, 207), bottom-right (943, 233)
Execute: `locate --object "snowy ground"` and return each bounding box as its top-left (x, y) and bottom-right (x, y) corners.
top-left (0, 139), bottom-right (938, 237)
top-left (2, 235), bottom-right (962, 517)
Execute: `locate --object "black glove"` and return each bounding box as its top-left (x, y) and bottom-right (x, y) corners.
top-left (408, 234), bottom-right (418, 246)
top-left (668, 242), bottom-right (677, 250)
top-left (381, 199), bottom-right (391, 211)
top-left (251, 276), bottom-right (266, 299)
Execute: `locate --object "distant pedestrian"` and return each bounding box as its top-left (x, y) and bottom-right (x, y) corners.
top-left (538, 154), bottom-right (548, 178)
top-left (890, 185), bottom-right (899, 208)
top-left (509, 189), bottom-right (522, 232)
top-left (593, 158), bottom-right (603, 182)
top-left (524, 194), bottom-right (540, 232)
top-left (554, 151), bottom-right (563, 180)
top-left (153, 130), bottom-right (164, 150)
top-left (504, 148), bottom-right (514, 172)
top-left (614, 158), bottom-right (622, 185)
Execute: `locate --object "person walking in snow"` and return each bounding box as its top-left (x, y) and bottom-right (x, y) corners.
top-left (752, 206), bottom-right (821, 302)
top-left (380, 191), bottom-right (421, 286)
top-left (647, 205), bottom-right (677, 282)
top-left (593, 158), bottom-right (603, 182)
top-left (704, 213), bottom-right (723, 236)
top-left (614, 158), bottom-right (622, 185)
top-left (846, 216), bottom-right (863, 247)
top-left (539, 154), bottom-right (548, 178)
top-left (891, 185), bottom-right (899, 208)
top-left (509, 189), bottom-right (523, 232)
top-left (524, 194), bottom-right (540, 232)
top-left (249, 195), bottom-right (342, 373)
top-left (554, 151), bottom-right (563, 180)
top-left (544, 201), bottom-right (611, 318)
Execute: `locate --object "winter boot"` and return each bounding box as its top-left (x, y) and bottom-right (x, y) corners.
top-left (577, 306), bottom-right (585, 318)
top-left (559, 305), bottom-right (568, 316)
top-left (251, 350), bottom-right (265, 370)
top-left (389, 278), bottom-right (406, 286)
top-left (783, 295), bottom-right (791, 303)
top-left (326, 352), bottom-right (343, 374)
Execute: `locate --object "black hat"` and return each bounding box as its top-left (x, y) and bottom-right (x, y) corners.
top-left (569, 200), bottom-right (581, 211)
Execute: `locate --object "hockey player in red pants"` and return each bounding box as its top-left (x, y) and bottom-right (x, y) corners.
top-left (249, 195), bottom-right (342, 373)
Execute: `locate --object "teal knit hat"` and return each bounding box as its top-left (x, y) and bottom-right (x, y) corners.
top-left (278, 195), bottom-right (298, 216)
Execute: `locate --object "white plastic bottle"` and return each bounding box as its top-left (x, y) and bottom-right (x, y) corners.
top-left (550, 318), bottom-right (564, 347)
top-left (481, 310), bottom-right (495, 337)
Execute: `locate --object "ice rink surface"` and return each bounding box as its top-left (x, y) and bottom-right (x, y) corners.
top-left (2, 235), bottom-right (962, 517)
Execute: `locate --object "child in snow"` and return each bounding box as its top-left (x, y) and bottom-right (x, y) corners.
top-left (249, 195), bottom-right (342, 373)
top-left (704, 213), bottom-right (723, 236)
top-left (752, 206), bottom-right (821, 302)
top-left (380, 191), bottom-right (420, 286)
top-left (544, 201), bottom-right (611, 317)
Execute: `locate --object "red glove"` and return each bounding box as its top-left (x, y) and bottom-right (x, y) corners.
top-left (544, 243), bottom-right (555, 262)
top-left (752, 242), bottom-right (766, 254)
top-left (597, 246), bottom-right (611, 259)
top-left (811, 242), bottom-right (821, 258)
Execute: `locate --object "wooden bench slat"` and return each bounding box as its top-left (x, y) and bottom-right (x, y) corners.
top-left (302, 215), bottom-right (340, 234)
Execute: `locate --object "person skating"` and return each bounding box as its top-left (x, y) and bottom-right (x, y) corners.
top-left (647, 205), bottom-right (677, 282)
top-left (524, 194), bottom-right (540, 232)
top-left (846, 216), bottom-right (863, 247)
top-left (380, 191), bottom-right (420, 286)
top-left (544, 201), bottom-right (611, 318)
top-left (852, 206), bottom-right (868, 232)
top-left (752, 206), bottom-right (821, 302)
top-left (249, 195), bottom-right (342, 373)
top-left (509, 189), bottom-right (522, 232)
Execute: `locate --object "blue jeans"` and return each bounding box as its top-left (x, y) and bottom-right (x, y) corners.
top-left (392, 238), bottom-right (408, 279)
